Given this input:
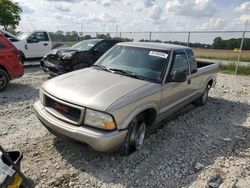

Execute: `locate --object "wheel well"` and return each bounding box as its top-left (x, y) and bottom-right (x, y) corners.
top-left (207, 79), bottom-right (213, 89)
top-left (0, 65), bottom-right (10, 79)
top-left (140, 108), bottom-right (157, 126)
top-left (19, 50), bottom-right (25, 58)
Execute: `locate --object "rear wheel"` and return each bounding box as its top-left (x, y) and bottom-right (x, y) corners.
top-left (120, 115), bottom-right (146, 156)
top-left (193, 84), bottom-right (209, 106)
top-left (73, 63), bottom-right (89, 71)
top-left (0, 69), bottom-right (9, 91)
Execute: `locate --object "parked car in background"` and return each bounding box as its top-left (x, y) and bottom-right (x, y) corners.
top-left (40, 39), bottom-right (120, 76)
top-left (0, 34), bottom-right (24, 91)
top-left (0, 29), bottom-right (52, 62)
top-left (34, 42), bottom-right (218, 154)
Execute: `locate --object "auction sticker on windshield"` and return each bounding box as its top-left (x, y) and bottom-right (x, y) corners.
top-left (149, 51), bottom-right (168, 59)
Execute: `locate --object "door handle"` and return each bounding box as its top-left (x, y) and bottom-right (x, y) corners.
top-left (44, 43), bottom-right (48, 46)
top-left (25, 44), bottom-right (28, 50)
top-left (187, 79), bottom-right (191, 84)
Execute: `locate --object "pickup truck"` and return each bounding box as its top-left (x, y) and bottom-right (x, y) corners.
top-left (34, 42), bottom-right (218, 155)
top-left (0, 29), bottom-right (52, 62)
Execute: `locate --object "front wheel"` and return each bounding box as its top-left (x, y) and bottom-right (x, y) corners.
top-left (0, 69), bottom-right (9, 91)
top-left (193, 85), bottom-right (209, 106)
top-left (120, 115), bottom-right (146, 156)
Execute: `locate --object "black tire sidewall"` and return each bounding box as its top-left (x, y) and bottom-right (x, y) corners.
top-left (201, 86), bottom-right (209, 104)
top-left (0, 69), bottom-right (9, 91)
top-left (121, 115), bottom-right (145, 155)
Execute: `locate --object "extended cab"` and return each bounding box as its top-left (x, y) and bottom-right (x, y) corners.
top-left (0, 30), bottom-right (52, 61)
top-left (34, 42), bottom-right (218, 154)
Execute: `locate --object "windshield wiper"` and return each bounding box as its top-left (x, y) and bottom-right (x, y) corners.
top-left (92, 65), bottom-right (110, 72)
top-left (109, 68), bottom-right (145, 80)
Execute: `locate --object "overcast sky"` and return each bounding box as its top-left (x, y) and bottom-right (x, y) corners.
top-left (14, 0), bottom-right (250, 43)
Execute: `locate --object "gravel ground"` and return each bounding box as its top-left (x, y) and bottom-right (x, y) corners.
top-left (0, 67), bottom-right (250, 188)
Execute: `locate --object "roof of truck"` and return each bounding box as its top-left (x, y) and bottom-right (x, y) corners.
top-left (118, 42), bottom-right (191, 51)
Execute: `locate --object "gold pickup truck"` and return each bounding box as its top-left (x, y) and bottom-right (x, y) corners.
top-left (34, 42), bottom-right (218, 155)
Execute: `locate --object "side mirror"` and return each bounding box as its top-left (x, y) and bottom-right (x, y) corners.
top-left (171, 71), bottom-right (187, 82)
top-left (27, 37), bottom-right (38, 43)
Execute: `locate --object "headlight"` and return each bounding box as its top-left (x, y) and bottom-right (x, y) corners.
top-left (84, 109), bottom-right (116, 130)
top-left (39, 88), bottom-right (45, 105)
top-left (62, 52), bottom-right (75, 59)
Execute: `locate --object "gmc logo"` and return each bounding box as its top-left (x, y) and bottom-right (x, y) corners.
top-left (54, 102), bottom-right (69, 113)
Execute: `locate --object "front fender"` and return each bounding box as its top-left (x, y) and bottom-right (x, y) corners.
top-left (112, 102), bottom-right (158, 130)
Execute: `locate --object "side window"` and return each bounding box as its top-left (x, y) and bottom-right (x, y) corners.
top-left (186, 49), bottom-right (197, 74)
top-left (170, 52), bottom-right (189, 76)
top-left (95, 42), bottom-right (112, 53)
top-left (0, 42), bottom-right (5, 49)
top-left (29, 32), bottom-right (48, 42)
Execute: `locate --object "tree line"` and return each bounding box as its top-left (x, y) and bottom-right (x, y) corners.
top-left (49, 31), bottom-right (133, 42)
top-left (140, 38), bottom-right (250, 50)
top-left (212, 37), bottom-right (250, 50)
top-left (139, 39), bottom-right (212, 48)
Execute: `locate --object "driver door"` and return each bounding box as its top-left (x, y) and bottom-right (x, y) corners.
top-left (26, 32), bottom-right (50, 58)
top-left (159, 50), bottom-right (191, 117)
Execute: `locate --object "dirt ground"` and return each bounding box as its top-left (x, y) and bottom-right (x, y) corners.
top-left (0, 67), bottom-right (250, 188)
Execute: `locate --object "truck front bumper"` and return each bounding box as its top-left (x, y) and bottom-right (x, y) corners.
top-left (34, 101), bottom-right (127, 152)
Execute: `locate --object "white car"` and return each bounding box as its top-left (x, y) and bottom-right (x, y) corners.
top-left (0, 30), bottom-right (52, 62)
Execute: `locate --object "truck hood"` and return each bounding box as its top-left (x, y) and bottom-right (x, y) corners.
top-left (42, 67), bottom-right (150, 111)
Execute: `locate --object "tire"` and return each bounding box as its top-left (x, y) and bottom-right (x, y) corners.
top-left (20, 51), bottom-right (25, 64)
top-left (73, 63), bottom-right (89, 71)
top-left (120, 115), bottom-right (146, 156)
top-left (193, 84), bottom-right (209, 106)
top-left (20, 55), bottom-right (24, 64)
top-left (0, 69), bottom-right (9, 91)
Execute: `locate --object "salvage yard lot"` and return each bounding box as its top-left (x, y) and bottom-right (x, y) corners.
top-left (0, 67), bottom-right (250, 187)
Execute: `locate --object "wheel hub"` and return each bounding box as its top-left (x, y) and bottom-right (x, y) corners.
top-left (202, 88), bottom-right (208, 103)
top-left (134, 122), bottom-right (146, 150)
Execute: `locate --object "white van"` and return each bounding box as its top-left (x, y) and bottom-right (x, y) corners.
top-left (0, 30), bottom-right (52, 61)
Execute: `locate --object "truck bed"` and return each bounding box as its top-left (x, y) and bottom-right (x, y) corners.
top-left (197, 61), bottom-right (215, 68)
top-left (195, 60), bottom-right (219, 77)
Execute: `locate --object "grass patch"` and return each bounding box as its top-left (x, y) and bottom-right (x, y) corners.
top-left (193, 48), bottom-right (250, 63)
top-left (219, 64), bottom-right (250, 75)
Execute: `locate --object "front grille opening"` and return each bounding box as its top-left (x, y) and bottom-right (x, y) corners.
top-left (45, 95), bottom-right (81, 123)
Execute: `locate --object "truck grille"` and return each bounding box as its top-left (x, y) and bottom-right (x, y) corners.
top-left (45, 95), bottom-right (83, 124)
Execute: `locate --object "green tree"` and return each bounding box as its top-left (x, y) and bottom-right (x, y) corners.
top-left (0, 0), bottom-right (22, 31)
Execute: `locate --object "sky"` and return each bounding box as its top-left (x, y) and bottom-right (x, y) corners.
top-left (13, 0), bottom-right (250, 43)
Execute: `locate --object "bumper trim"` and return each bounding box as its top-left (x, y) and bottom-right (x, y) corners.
top-left (34, 101), bottom-right (127, 152)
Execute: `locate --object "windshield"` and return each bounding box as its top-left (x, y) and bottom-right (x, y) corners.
top-left (16, 32), bottom-right (30, 40)
top-left (95, 45), bottom-right (169, 83)
top-left (71, 40), bottom-right (100, 51)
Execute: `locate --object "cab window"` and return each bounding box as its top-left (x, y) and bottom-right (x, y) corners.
top-left (186, 49), bottom-right (197, 74)
top-left (169, 52), bottom-right (189, 76)
top-left (94, 42), bottom-right (112, 53)
top-left (29, 32), bottom-right (49, 42)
